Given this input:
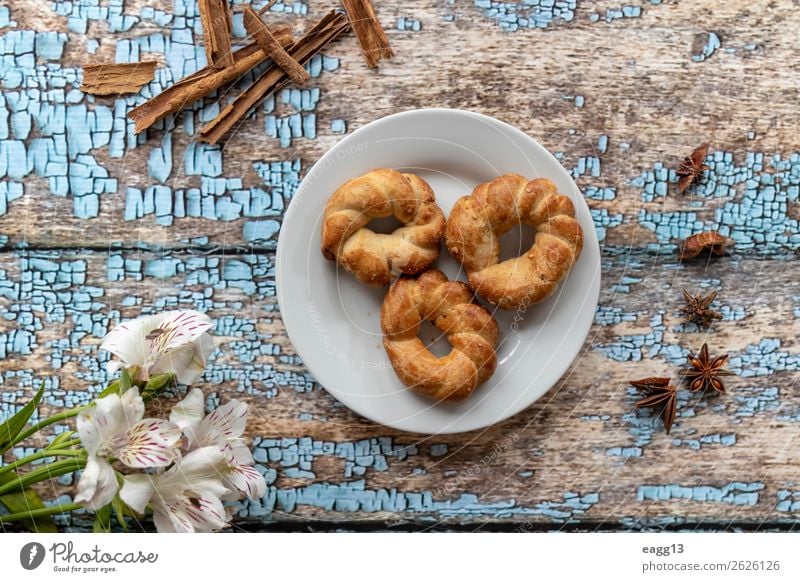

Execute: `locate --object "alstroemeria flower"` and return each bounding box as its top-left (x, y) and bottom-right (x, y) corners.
top-left (120, 446), bottom-right (231, 533)
top-left (100, 310), bottom-right (215, 385)
top-left (74, 389), bottom-right (181, 510)
top-left (170, 389), bottom-right (266, 501)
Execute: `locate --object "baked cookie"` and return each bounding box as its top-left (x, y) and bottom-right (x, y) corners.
top-left (321, 169), bottom-right (446, 286)
top-left (381, 269), bottom-right (498, 402)
top-left (445, 175), bottom-right (583, 310)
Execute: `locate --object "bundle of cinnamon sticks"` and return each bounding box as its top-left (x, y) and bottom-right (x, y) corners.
top-left (109, 0), bottom-right (393, 144)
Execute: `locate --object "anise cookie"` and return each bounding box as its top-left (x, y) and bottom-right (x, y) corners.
top-left (321, 169), bottom-right (446, 286)
top-left (381, 269), bottom-right (498, 402)
top-left (445, 175), bottom-right (583, 310)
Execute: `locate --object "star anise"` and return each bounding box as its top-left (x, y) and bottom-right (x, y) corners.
top-left (676, 143), bottom-right (710, 194)
top-left (681, 289), bottom-right (723, 327)
top-left (630, 377), bottom-right (677, 434)
top-left (682, 343), bottom-right (735, 394)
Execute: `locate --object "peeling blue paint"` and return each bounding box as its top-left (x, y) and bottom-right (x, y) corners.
top-left (430, 444), bottom-right (448, 457)
top-left (0, 0), bottom-right (795, 531)
top-left (671, 433), bottom-right (736, 450)
top-left (0, 1), bottom-right (335, 229)
top-left (776, 488), bottom-right (800, 513)
top-left (238, 478), bottom-right (599, 522)
top-left (638, 482), bottom-right (764, 506)
top-left (594, 306), bottom-right (638, 326)
top-left (606, 446), bottom-right (642, 458)
top-left (735, 385), bottom-right (780, 418)
top-left (591, 208), bottom-right (623, 242)
top-left (397, 17), bottom-right (422, 32)
top-left (634, 150), bottom-right (800, 253)
top-left (472, 0), bottom-right (576, 31)
top-left (330, 118), bottom-right (347, 134)
top-left (0, 6), bottom-right (16, 29)
top-left (692, 32), bottom-right (721, 62)
top-left (602, 5), bottom-right (641, 22)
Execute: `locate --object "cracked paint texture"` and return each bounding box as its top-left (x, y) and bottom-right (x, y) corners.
top-left (0, 0), bottom-right (798, 531)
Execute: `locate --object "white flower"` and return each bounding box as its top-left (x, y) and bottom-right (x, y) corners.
top-left (170, 389), bottom-right (266, 501)
top-left (100, 310), bottom-right (215, 385)
top-left (120, 446), bottom-right (232, 533)
top-left (74, 389), bottom-right (181, 510)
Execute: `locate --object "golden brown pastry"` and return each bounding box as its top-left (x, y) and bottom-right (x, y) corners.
top-left (321, 169), bottom-right (446, 286)
top-left (381, 270), bottom-right (498, 402)
top-left (445, 175), bottom-right (583, 310)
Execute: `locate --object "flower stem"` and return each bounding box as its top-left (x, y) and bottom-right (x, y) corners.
top-left (12, 406), bottom-right (90, 446)
top-left (0, 502), bottom-right (83, 524)
top-left (0, 449), bottom-right (85, 479)
top-left (47, 438), bottom-right (81, 451)
top-left (0, 459), bottom-right (86, 496)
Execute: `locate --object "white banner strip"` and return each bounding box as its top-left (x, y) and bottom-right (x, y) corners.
top-left (1, 532), bottom-right (797, 581)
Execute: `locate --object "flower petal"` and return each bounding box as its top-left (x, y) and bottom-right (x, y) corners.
top-left (202, 399), bottom-right (249, 441)
top-left (231, 441), bottom-right (255, 466)
top-left (169, 388), bottom-right (205, 432)
top-left (101, 311), bottom-right (213, 384)
top-left (106, 360), bottom-right (124, 375)
top-left (148, 311), bottom-right (214, 355)
top-left (177, 491), bottom-right (229, 532)
top-left (151, 446), bottom-right (230, 495)
top-left (131, 445), bottom-right (232, 532)
top-left (151, 336), bottom-right (214, 385)
top-left (120, 387), bottom-right (145, 424)
top-left (153, 491), bottom-right (228, 533)
top-left (100, 315), bottom-right (165, 369)
top-left (224, 465), bottom-right (267, 501)
top-left (115, 419), bottom-right (181, 468)
top-left (185, 493), bottom-right (229, 532)
top-left (170, 446), bottom-right (229, 483)
top-left (74, 456), bottom-right (118, 510)
top-left (152, 506), bottom-right (182, 533)
top-left (77, 394), bottom-right (125, 456)
top-left (119, 474), bottom-right (156, 514)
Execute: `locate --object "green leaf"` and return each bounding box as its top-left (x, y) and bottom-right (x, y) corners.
top-left (0, 472), bottom-right (57, 533)
top-left (0, 383), bottom-right (45, 455)
top-left (143, 373), bottom-right (175, 399)
top-left (111, 496), bottom-right (129, 531)
top-left (97, 380), bottom-right (120, 399)
top-left (119, 368), bottom-right (132, 393)
top-left (92, 505), bottom-right (112, 533)
top-left (0, 459), bottom-right (84, 496)
top-left (145, 372), bottom-right (174, 391)
top-left (45, 430), bottom-right (75, 451)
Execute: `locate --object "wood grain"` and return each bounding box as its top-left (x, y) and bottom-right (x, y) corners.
top-left (1, 0), bottom-right (800, 531)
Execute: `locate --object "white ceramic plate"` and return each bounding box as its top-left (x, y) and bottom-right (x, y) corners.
top-left (276, 108), bottom-right (601, 434)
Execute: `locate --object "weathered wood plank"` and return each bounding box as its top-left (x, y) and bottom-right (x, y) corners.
top-left (1, 2), bottom-right (798, 256)
top-left (1, 248), bottom-right (798, 528)
top-left (2, 0), bottom-right (800, 529)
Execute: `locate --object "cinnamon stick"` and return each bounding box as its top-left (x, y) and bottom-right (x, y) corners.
top-left (244, 6), bottom-right (310, 85)
top-left (81, 61), bottom-right (158, 96)
top-left (127, 25), bottom-right (292, 134)
top-left (198, 0), bottom-right (234, 69)
top-left (199, 11), bottom-right (348, 144)
top-left (258, 0), bottom-right (278, 15)
top-left (340, 0), bottom-right (392, 68)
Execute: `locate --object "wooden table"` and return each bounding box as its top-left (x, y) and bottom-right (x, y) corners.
top-left (1, 0), bottom-right (799, 531)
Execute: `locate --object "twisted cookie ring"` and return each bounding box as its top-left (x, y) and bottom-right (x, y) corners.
top-left (445, 175), bottom-right (583, 310)
top-left (381, 270), bottom-right (499, 402)
top-left (321, 169), bottom-right (446, 286)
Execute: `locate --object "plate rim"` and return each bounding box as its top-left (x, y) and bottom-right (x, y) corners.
top-left (276, 107), bottom-right (601, 434)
